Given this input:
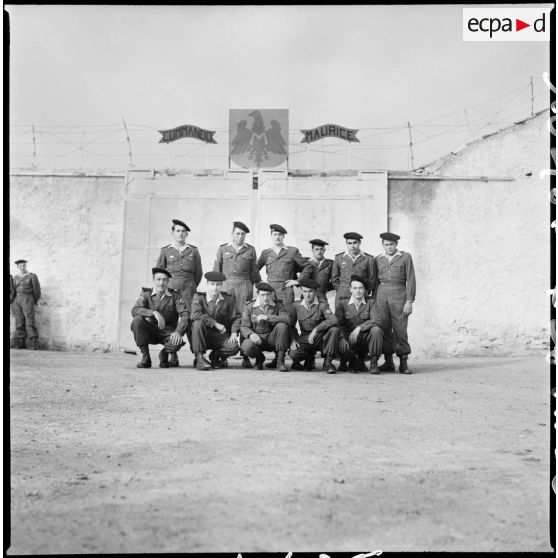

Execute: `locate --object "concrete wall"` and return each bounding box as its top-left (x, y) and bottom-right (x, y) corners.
top-left (388, 112), bottom-right (549, 357)
top-left (9, 174), bottom-right (125, 351)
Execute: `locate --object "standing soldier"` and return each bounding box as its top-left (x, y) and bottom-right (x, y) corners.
top-left (190, 271), bottom-right (241, 370)
top-left (336, 275), bottom-right (384, 374)
top-left (11, 259), bottom-right (41, 350)
top-left (9, 274), bottom-right (16, 304)
top-left (331, 232), bottom-right (376, 308)
top-left (289, 278), bottom-right (340, 374)
top-left (213, 220), bottom-right (261, 368)
top-left (156, 218), bottom-right (202, 366)
top-left (296, 239), bottom-right (334, 302)
top-left (130, 268), bottom-right (189, 369)
top-left (240, 282), bottom-right (291, 371)
top-left (375, 232), bottom-right (416, 374)
top-left (257, 224), bottom-right (309, 368)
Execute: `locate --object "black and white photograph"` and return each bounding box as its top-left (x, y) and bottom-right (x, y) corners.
top-left (6, 4), bottom-right (555, 554)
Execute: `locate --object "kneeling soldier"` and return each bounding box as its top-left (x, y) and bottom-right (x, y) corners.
top-left (240, 282), bottom-right (291, 371)
top-left (130, 267), bottom-right (189, 369)
top-left (336, 275), bottom-right (383, 374)
top-left (289, 278), bottom-right (340, 374)
top-left (190, 271), bottom-right (241, 370)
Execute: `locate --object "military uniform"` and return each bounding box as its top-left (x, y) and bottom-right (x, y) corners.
top-left (213, 243), bottom-right (261, 313)
top-left (156, 243), bottom-right (202, 310)
top-left (240, 299), bottom-right (291, 360)
top-left (375, 251), bottom-right (416, 357)
top-left (288, 299), bottom-right (340, 366)
top-left (12, 271), bottom-right (41, 347)
top-left (298, 258), bottom-right (333, 302)
top-left (9, 274), bottom-right (16, 304)
top-left (335, 297), bottom-right (383, 366)
top-left (331, 251), bottom-right (376, 307)
top-left (130, 287), bottom-right (189, 354)
top-left (257, 246), bottom-right (309, 311)
top-left (190, 291), bottom-right (241, 362)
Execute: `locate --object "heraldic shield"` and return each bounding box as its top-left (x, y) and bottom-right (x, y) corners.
top-left (229, 109), bottom-right (289, 169)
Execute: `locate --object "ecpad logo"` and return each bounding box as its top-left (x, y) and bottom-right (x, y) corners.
top-left (463, 8), bottom-right (551, 41)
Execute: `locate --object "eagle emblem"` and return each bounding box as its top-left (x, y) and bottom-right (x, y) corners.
top-left (229, 109), bottom-right (288, 169)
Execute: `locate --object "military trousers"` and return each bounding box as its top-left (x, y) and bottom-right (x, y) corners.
top-left (240, 322), bottom-right (291, 357)
top-left (290, 326), bottom-right (341, 362)
top-left (130, 315), bottom-right (184, 354)
top-left (223, 278), bottom-right (254, 314)
top-left (168, 276), bottom-right (197, 311)
top-left (376, 283), bottom-right (411, 356)
top-left (269, 281), bottom-right (295, 312)
top-left (12, 293), bottom-right (38, 340)
top-left (190, 321), bottom-right (240, 358)
top-left (334, 285), bottom-right (352, 308)
top-left (338, 326), bottom-right (383, 361)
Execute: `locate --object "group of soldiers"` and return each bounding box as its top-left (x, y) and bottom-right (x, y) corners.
top-left (131, 219), bottom-right (416, 374)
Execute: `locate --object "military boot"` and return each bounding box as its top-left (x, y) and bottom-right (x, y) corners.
top-left (369, 355), bottom-right (381, 374)
top-left (356, 357), bottom-right (368, 372)
top-left (168, 353), bottom-right (179, 367)
top-left (399, 355), bottom-right (413, 374)
top-left (303, 356), bottom-right (315, 371)
top-left (379, 354), bottom-right (395, 372)
top-left (29, 338), bottom-right (39, 350)
top-left (241, 355), bottom-right (253, 368)
top-left (277, 351), bottom-right (288, 372)
top-left (159, 349), bottom-right (170, 368)
top-left (348, 356), bottom-right (359, 373)
top-left (209, 352), bottom-right (222, 369)
top-left (11, 338), bottom-right (25, 349)
top-left (195, 352), bottom-right (211, 371)
top-left (291, 360), bottom-right (305, 371)
top-left (265, 355), bottom-right (278, 369)
top-left (136, 347), bottom-right (152, 368)
top-left (323, 356), bottom-right (337, 374)
top-left (254, 354), bottom-right (266, 370)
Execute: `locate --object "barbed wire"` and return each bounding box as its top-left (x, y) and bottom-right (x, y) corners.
top-left (9, 78), bottom-right (550, 172)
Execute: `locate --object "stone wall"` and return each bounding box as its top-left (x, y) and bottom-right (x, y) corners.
top-left (9, 174), bottom-right (125, 350)
top-left (388, 112), bottom-right (549, 357)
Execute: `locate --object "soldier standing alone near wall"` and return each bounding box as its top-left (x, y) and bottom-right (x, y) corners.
top-left (11, 259), bottom-right (41, 350)
top-left (375, 232), bottom-right (416, 374)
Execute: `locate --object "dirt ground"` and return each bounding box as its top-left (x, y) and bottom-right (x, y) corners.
top-left (7, 349), bottom-right (554, 554)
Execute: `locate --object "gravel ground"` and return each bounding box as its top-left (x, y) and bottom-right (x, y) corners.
top-left (7, 349), bottom-right (554, 554)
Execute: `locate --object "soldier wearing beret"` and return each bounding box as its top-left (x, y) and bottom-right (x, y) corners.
top-left (156, 219), bottom-right (202, 316)
top-left (11, 259), bottom-right (41, 350)
top-left (190, 271), bottom-right (242, 370)
top-left (296, 239), bottom-right (334, 303)
top-left (257, 224), bottom-right (310, 312)
top-left (289, 278), bottom-right (340, 374)
top-left (375, 232), bottom-right (416, 374)
top-left (335, 275), bottom-right (384, 374)
top-left (130, 268), bottom-right (189, 369)
top-left (240, 282), bottom-right (291, 371)
top-left (331, 232), bottom-right (376, 308)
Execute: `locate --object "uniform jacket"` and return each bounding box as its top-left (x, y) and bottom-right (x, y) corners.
top-left (13, 272), bottom-right (41, 303)
top-left (131, 288), bottom-right (189, 335)
top-left (335, 297), bottom-right (382, 338)
top-left (156, 244), bottom-right (203, 286)
top-left (289, 299), bottom-right (338, 338)
top-left (240, 299), bottom-right (291, 338)
top-left (9, 275), bottom-right (16, 304)
top-left (331, 252), bottom-right (376, 293)
top-left (375, 251), bottom-right (416, 302)
top-left (213, 243), bottom-right (261, 283)
top-left (257, 246), bottom-right (309, 282)
top-left (190, 291), bottom-right (241, 334)
top-left (298, 258), bottom-right (334, 295)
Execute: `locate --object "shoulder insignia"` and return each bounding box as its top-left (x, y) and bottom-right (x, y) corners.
top-left (245, 299), bottom-right (255, 305)
top-left (335, 251), bottom-right (344, 257)
top-left (195, 291), bottom-right (206, 297)
top-left (219, 242), bottom-right (228, 247)
top-left (189, 244), bottom-right (198, 249)
top-left (141, 287), bottom-right (152, 292)
top-left (161, 244), bottom-right (171, 249)
top-left (364, 252), bottom-right (375, 258)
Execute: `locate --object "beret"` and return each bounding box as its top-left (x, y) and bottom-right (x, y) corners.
top-left (152, 267), bottom-right (172, 278)
top-left (270, 224), bottom-right (287, 234)
top-left (343, 232), bottom-right (363, 240)
top-left (14, 259), bottom-right (27, 264)
top-left (255, 281), bottom-right (275, 292)
top-left (172, 219), bottom-right (190, 231)
top-left (349, 275), bottom-right (366, 286)
top-left (309, 238), bottom-right (328, 246)
top-left (205, 271), bottom-right (227, 282)
top-left (298, 278), bottom-right (320, 290)
top-left (233, 221), bottom-right (250, 233)
top-left (380, 232), bottom-right (400, 241)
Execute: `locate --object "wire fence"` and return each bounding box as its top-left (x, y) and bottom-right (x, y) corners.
top-left (9, 78), bottom-right (550, 173)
